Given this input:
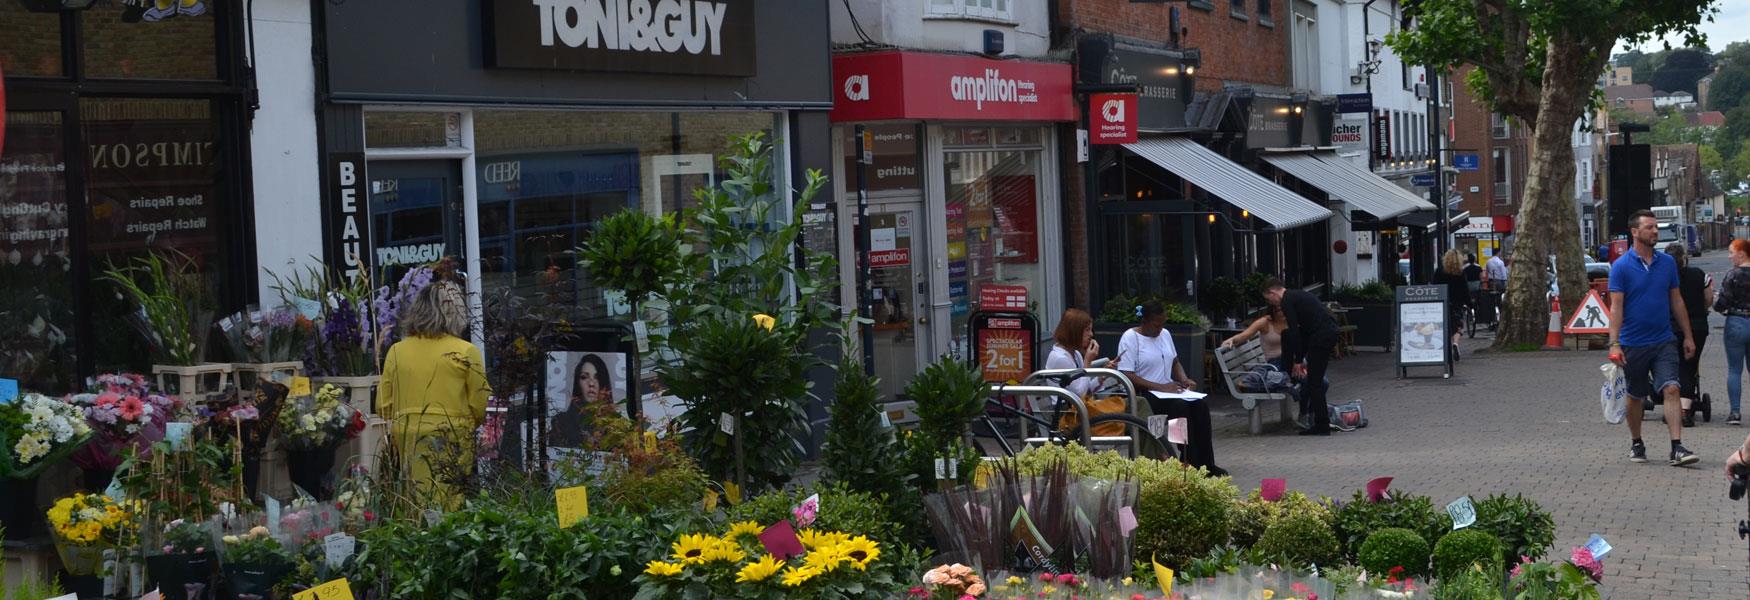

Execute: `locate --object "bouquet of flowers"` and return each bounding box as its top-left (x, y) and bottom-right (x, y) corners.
top-left (916, 563), bottom-right (986, 598)
top-left (219, 306), bottom-right (314, 364)
top-left (220, 525), bottom-right (296, 598)
top-left (634, 523), bottom-right (896, 599)
top-left (146, 518), bottom-right (220, 600)
top-left (276, 384), bottom-right (363, 451)
top-left (101, 250), bottom-right (214, 367)
top-left (372, 262), bottom-right (441, 349)
top-left (46, 492), bottom-right (136, 575)
top-left (67, 373), bottom-right (180, 470)
top-left (0, 392), bottom-right (93, 478)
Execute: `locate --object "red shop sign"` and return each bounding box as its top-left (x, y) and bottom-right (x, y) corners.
top-left (1090, 93), bottom-right (1138, 144)
top-left (979, 285), bottom-right (1029, 311)
top-left (831, 51), bottom-right (1075, 123)
top-left (869, 247), bottom-right (910, 268)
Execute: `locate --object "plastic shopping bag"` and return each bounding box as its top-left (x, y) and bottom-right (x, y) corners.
top-left (1600, 363), bottom-right (1627, 424)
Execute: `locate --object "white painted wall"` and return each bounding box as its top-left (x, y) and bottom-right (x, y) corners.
top-left (248, 0), bottom-right (323, 305)
top-left (830, 0), bottom-right (1051, 58)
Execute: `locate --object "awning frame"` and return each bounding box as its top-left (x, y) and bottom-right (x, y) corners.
top-left (1121, 138), bottom-right (1332, 230)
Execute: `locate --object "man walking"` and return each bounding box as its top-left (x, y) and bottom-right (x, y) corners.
top-left (1263, 279), bottom-right (1339, 436)
top-left (1485, 250), bottom-right (1509, 290)
top-left (1608, 209), bottom-right (1699, 466)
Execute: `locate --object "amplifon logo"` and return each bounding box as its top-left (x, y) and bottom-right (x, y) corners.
top-left (949, 69), bottom-right (1039, 110)
top-left (530, 0), bottom-right (729, 55)
top-left (844, 74), bottom-right (869, 101)
top-left (1101, 98), bottom-right (1125, 123)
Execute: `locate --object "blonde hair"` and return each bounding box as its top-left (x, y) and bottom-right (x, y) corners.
top-left (1442, 250), bottom-right (1463, 276)
top-left (402, 280), bottom-right (470, 339)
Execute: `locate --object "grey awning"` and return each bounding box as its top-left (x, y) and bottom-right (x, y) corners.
top-left (1123, 138), bottom-right (1331, 229)
top-left (1260, 151), bottom-right (1435, 219)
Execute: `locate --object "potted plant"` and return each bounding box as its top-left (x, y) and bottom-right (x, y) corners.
top-left (1206, 277), bottom-right (1246, 329)
top-left (1330, 282), bottom-right (1395, 349)
top-left (276, 384), bottom-right (364, 500)
top-left (272, 264), bottom-right (379, 415)
top-left (203, 382), bottom-right (286, 500)
top-left (219, 526), bottom-right (295, 599)
top-left (146, 518), bottom-right (220, 600)
top-left (103, 251), bottom-right (230, 397)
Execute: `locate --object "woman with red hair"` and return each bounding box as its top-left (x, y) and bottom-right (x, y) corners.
top-left (1714, 238), bottom-right (1750, 425)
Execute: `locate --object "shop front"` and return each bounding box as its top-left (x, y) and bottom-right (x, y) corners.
top-left (1, 1), bottom-right (255, 392)
top-left (313, 0), bottom-right (832, 325)
top-left (830, 50), bottom-right (1073, 399)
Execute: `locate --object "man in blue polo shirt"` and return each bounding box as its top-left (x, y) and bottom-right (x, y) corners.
top-left (1608, 209), bottom-right (1699, 466)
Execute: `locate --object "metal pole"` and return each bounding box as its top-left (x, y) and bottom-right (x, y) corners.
top-left (1429, 67), bottom-right (1446, 255)
top-left (854, 125), bottom-right (875, 375)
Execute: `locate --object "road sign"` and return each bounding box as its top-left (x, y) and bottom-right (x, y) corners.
top-left (1453, 153), bottom-right (1480, 171)
top-left (1564, 289), bottom-right (1611, 334)
top-left (1411, 173), bottom-right (1436, 187)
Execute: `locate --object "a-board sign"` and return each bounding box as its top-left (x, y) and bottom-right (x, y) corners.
top-left (969, 311), bottom-right (1037, 384)
top-left (1395, 285), bottom-right (1450, 369)
top-left (538, 320), bottom-right (643, 475)
top-left (1564, 289), bottom-right (1611, 334)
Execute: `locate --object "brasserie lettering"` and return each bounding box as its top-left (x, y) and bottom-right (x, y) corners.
top-left (532, 0), bottom-right (729, 55)
top-left (88, 141), bottom-right (215, 170)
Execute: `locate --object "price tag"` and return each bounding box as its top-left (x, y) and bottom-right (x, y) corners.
top-left (423, 510), bottom-right (442, 527)
top-left (1584, 534), bottom-right (1612, 559)
top-left (948, 458), bottom-right (958, 480)
top-left (556, 485), bottom-right (589, 528)
top-left (292, 578), bottom-right (354, 600)
top-left (219, 316), bottom-right (237, 332)
top-left (1446, 496), bottom-right (1477, 530)
top-left (293, 298), bottom-right (323, 321)
top-left (322, 532), bottom-right (355, 569)
top-left (934, 458), bottom-right (947, 480)
top-left (290, 376), bottom-right (313, 398)
top-left (104, 477), bottom-right (126, 500)
top-left (632, 320), bottom-right (651, 353)
top-left (0, 378), bottom-right (17, 404)
top-left (266, 496), bottom-right (282, 535)
top-left (719, 413), bottom-right (735, 436)
top-left (164, 422), bottom-right (194, 451)
top-left (879, 411), bottom-right (892, 428)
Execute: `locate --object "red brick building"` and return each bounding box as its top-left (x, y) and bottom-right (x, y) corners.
top-left (1450, 67), bottom-right (1531, 252)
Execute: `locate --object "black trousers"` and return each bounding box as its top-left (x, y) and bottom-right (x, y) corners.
top-left (1148, 395), bottom-right (1216, 469)
top-left (1680, 319), bottom-right (1708, 401)
top-left (1300, 333), bottom-right (1338, 431)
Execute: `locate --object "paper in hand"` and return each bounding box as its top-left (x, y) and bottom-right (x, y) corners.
top-left (1150, 389), bottom-right (1208, 401)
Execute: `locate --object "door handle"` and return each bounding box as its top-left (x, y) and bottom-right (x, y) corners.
top-left (918, 316), bottom-right (930, 325)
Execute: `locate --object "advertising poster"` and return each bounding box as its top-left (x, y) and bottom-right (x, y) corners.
top-left (544, 351), bottom-right (630, 452)
top-left (977, 324), bottom-right (1030, 383)
top-left (1396, 283), bottom-right (1450, 368)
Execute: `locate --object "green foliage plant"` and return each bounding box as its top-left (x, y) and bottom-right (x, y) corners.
top-left (1133, 466), bottom-right (1234, 568)
top-left (1333, 490), bottom-right (1451, 561)
top-left (0, 527), bottom-right (67, 600)
top-left (577, 209), bottom-right (685, 318)
top-left (659, 314), bottom-right (810, 492)
top-left (101, 250), bottom-right (214, 366)
top-left (1252, 512), bottom-right (1342, 569)
top-left (1508, 559), bottom-right (1603, 600)
top-left (1358, 527), bottom-right (1433, 579)
top-left (1432, 529), bottom-right (1504, 581)
top-left (1433, 564), bottom-right (1504, 600)
top-left (901, 356), bottom-right (986, 490)
top-left (727, 483), bottom-right (909, 549)
top-left (1472, 493), bottom-right (1556, 562)
top-left (1229, 489), bottom-right (1333, 549)
top-left (820, 342), bottom-right (919, 540)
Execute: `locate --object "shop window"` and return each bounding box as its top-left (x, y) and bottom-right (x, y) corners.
top-left (839, 124), bottom-right (923, 194)
top-left (926, 0), bottom-right (1014, 22)
top-left (365, 112), bottom-right (460, 149)
top-left (0, 2), bottom-right (64, 77)
top-left (1490, 113), bottom-right (1509, 139)
top-left (0, 110), bottom-right (77, 391)
top-left (80, 0), bottom-right (218, 80)
top-left (1102, 214), bottom-right (1188, 303)
top-left (944, 148), bottom-right (1043, 356)
top-left (1492, 148), bottom-right (1511, 202)
top-left (80, 97), bottom-right (223, 372)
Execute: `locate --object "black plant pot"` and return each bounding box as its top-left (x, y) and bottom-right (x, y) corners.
top-left (61, 573), bottom-right (104, 599)
top-left (239, 451), bottom-right (262, 501)
top-left (222, 560), bottom-right (294, 600)
top-left (80, 467), bottom-right (116, 493)
top-left (147, 551), bottom-right (220, 600)
top-left (0, 474), bottom-right (44, 540)
top-left (285, 446), bottom-right (337, 500)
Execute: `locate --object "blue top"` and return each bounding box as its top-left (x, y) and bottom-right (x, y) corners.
top-left (1608, 250), bottom-right (1680, 347)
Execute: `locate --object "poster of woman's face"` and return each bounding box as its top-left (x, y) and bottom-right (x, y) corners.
top-left (544, 351), bottom-right (628, 449)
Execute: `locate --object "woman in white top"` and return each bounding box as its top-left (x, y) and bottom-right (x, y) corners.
top-left (1043, 308), bottom-right (1115, 398)
top-left (1119, 302), bottom-right (1223, 476)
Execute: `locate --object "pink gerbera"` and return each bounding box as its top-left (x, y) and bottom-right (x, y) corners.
top-left (96, 392), bottom-right (120, 407)
top-left (118, 397), bottom-right (145, 420)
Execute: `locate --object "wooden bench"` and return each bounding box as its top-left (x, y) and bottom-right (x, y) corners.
top-left (1215, 338), bottom-right (1296, 435)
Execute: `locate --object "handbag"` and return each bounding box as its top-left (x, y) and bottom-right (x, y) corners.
top-left (1238, 364), bottom-right (1290, 392)
top-left (1058, 395), bottom-right (1129, 437)
top-left (1328, 400), bottom-right (1367, 430)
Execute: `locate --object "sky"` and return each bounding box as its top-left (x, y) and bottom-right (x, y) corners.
top-left (1616, 0), bottom-right (1750, 54)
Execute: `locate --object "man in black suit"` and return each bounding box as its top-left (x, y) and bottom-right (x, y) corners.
top-left (1263, 278), bottom-right (1339, 436)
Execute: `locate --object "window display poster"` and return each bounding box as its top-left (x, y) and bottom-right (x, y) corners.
top-left (976, 320), bottom-right (1031, 384)
top-left (81, 100), bottom-right (219, 255)
top-left (544, 351), bottom-right (630, 450)
top-left (992, 175), bottom-right (1037, 264)
top-left (1395, 285), bottom-right (1449, 366)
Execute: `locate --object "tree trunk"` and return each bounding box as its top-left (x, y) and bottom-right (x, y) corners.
top-left (1494, 40), bottom-right (1597, 348)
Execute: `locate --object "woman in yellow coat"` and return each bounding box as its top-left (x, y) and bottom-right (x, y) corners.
top-left (376, 277), bottom-right (490, 508)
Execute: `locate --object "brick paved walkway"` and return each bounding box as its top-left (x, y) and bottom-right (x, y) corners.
top-left (1207, 255), bottom-right (1750, 598)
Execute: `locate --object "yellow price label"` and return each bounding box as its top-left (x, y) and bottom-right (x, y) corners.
top-left (556, 485), bottom-right (589, 528)
top-left (1152, 554), bottom-right (1174, 596)
top-left (289, 376), bottom-right (312, 398)
top-left (292, 578), bottom-right (354, 600)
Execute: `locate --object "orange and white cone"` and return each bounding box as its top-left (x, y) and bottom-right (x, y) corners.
top-left (1543, 295), bottom-right (1564, 350)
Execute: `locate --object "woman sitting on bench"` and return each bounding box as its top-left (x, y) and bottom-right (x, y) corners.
top-left (1119, 302), bottom-right (1225, 477)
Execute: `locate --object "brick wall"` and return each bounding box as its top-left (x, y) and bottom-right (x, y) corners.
top-left (1059, 0), bottom-right (1289, 91)
top-left (1450, 67), bottom-right (1532, 221)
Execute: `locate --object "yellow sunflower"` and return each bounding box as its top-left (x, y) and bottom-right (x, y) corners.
top-left (702, 539), bottom-right (747, 564)
top-left (643, 560), bottom-right (685, 577)
top-left (780, 565), bottom-right (823, 588)
top-left (802, 544), bottom-right (849, 573)
top-left (671, 533), bottom-right (717, 565)
top-left (736, 555), bottom-right (785, 583)
top-left (797, 529), bottom-right (850, 549)
top-left (839, 536), bottom-right (880, 570)
top-left (725, 520), bottom-right (764, 541)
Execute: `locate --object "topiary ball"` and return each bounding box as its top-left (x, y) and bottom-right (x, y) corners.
top-left (1134, 475), bottom-right (1234, 567)
top-left (1253, 512), bottom-right (1342, 569)
top-left (1432, 529), bottom-right (1503, 580)
top-left (1358, 527), bottom-right (1432, 579)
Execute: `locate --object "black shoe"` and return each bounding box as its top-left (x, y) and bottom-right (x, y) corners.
top-left (1683, 411), bottom-right (1696, 428)
top-left (1670, 445), bottom-right (1699, 467)
top-left (1204, 465), bottom-right (1229, 477)
top-left (1730, 411), bottom-right (1742, 426)
top-left (1298, 427), bottom-right (1331, 436)
top-left (1628, 441), bottom-right (1648, 463)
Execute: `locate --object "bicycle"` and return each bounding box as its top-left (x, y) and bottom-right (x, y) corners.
top-left (974, 368), bottom-right (1177, 463)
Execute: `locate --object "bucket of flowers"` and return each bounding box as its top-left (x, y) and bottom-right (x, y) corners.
top-left (46, 492), bottom-right (136, 577)
top-left (146, 517), bottom-right (221, 600)
top-left (1, 392), bottom-right (93, 479)
top-left (66, 373), bottom-right (180, 489)
top-left (634, 522), bottom-right (896, 599)
top-left (276, 384), bottom-right (364, 500)
top-left (218, 525), bottom-right (295, 600)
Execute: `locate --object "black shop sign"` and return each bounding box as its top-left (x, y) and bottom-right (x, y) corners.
top-left (325, 153), bottom-right (370, 281)
top-left (486, 0), bottom-right (757, 76)
top-left (1079, 38), bottom-right (1195, 132)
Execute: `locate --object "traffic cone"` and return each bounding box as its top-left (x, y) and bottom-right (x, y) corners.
top-left (1543, 295), bottom-right (1565, 350)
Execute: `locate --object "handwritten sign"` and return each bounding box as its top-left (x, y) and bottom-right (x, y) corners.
top-left (1585, 534), bottom-right (1612, 560)
top-left (293, 578), bottom-right (354, 600)
top-left (322, 532), bottom-right (355, 569)
top-left (718, 413), bottom-right (736, 436)
top-left (1446, 496), bottom-right (1476, 529)
top-left (556, 485), bottom-right (590, 527)
top-left (289, 376), bottom-right (312, 398)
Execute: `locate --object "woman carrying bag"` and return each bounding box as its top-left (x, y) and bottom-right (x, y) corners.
top-left (1043, 308), bottom-right (1125, 436)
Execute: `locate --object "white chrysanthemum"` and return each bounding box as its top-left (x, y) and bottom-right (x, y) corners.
top-left (14, 433), bottom-right (49, 463)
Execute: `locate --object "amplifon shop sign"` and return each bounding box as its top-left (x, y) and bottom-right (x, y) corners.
top-left (831, 51), bottom-right (1074, 122)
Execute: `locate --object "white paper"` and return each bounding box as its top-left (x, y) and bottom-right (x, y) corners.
top-left (633, 320), bottom-right (651, 353)
top-left (323, 532), bottom-right (356, 568)
top-left (265, 496), bottom-right (282, 535)
top-left (871, 228), bottom-right (897, 252)
top-left (1149, 389), bottom-right (1207, 401)
top-left (718, 412), bottom-right (735, 436)
top-left (1585, 534), bottom-right (1612, 559)
top-left (934, 458), bottom-right (947, 480)
top-left (1446, 496), bottom-right (1477, 529)
top-left (1166, 418), bottom-right (1188, 445)
top-left (47, 594), bottom-right (76, 600)
top-left (948, 458), bottom-right (958, 479)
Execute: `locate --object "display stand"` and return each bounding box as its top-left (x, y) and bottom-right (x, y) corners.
top-left (152, 363), bottom-right (236, 399)
top-left (1394, 285), bottom-right (1452, 379)
top-left (314, 374), bottom-right (381, 416)
top-left (234, 361), bottom-right (305, 390)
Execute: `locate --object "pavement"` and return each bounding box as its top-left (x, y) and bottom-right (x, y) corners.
top-left (1206, 251), bottom-right (1750, 598)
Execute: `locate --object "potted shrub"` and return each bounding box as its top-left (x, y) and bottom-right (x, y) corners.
top-left (219, 526), bottom-right (295, 600)
top-left (1330, 282), bottom-right (1395, 349)
top-left (147, 518), bottom-right (220, 600)
top-left (1205, 277), bottom-right (1246, 329)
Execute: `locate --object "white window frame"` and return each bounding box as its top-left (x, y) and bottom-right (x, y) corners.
top-left (1490, 113), bottom-right (1509, 139)
top-left (926, 0), bottom-right (1015, 22)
